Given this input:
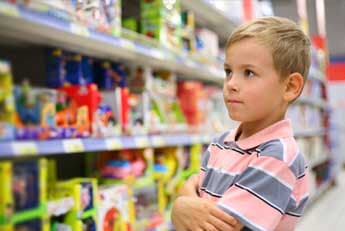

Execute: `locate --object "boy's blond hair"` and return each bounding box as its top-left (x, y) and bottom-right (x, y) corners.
top-left (226, 16), bottom-right (311, 83)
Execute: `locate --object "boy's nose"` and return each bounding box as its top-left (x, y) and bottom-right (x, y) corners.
top-left (225, 75), bottom-right (240, 92)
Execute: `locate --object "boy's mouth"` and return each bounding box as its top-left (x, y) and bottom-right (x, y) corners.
top-left (227, 99), bottom-right (242, 104)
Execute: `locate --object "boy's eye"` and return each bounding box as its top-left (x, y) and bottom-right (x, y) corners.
top-left (244, 69), bottom-right (255, 78)
top-left (224, 68), bottom-right (232, 77)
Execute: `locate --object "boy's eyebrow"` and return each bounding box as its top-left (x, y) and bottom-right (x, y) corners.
top-left (224, 63), bottom-right (230, 68)
top-left (224, 63), bottom-right (258, 69)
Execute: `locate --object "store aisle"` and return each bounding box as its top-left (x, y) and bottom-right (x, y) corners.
top-left (297, 172), bottom-right (345, 231)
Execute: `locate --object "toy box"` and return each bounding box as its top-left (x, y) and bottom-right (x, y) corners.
top-left (177, 80), bottom-right (206, 130)
top-left (195, 28), bottom-right (219, 58)
top-left (100, 0), bottom-right (122, 36)
top-left (15, 81), bottom-right (58, 140)
top-left (49, 178), bottom-right (98, 231)
top-left (147, 70), bottom-right (186, 134)
top-left (181, 10), bottom-right (196, 53)
top-left (0, 159), bottom-right (47, 228)
top-left (141, 0), bottom-right (182, 49)
top-left (0, 60), bottom-right (15, 141)
top-left (46, 48), bottom-right (66, 88)
top-left (57, 83), bottom-right (102, 137)
top-left (98, 184), bottom-right (132, 231)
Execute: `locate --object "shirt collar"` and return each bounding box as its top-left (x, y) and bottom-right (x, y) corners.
top-left (225, 119), bottom-right (294, 150)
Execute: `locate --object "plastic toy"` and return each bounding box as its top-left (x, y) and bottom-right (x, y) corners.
top-left (0, 159), bottom-right (47, 230)
top-left (0, 60), bottom-right (15, 141)
top-left (99, 150), bottom-right (146, 180)
top-left (49, 178), bottom-right (98, 231)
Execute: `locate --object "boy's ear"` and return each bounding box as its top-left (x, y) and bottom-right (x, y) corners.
top-left (284, 72), bottom-right (304, 103)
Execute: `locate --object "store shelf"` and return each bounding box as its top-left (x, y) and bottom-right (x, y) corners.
top-left (180, 0), bottom-right (236, 42)
top-left (309, 154), bottom-right (330, 168)
top-left (0, 133), bottom-right (216, 158)
top-left (0, 2), bottom-right (224, 84)
top-left (309, 67), bottom-right (326, 83)
top-left (297, 96), bottom-right (328, 109)
top-left (294, 128), bottom-right (326, 138)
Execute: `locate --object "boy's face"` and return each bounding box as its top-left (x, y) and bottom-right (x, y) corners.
top-left (223, 38), bottom-right (288, 123)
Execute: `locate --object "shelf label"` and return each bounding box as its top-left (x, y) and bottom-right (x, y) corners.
top-left (152, 136), bottom-right (166, 147)
top-left (12, 142), bottom-right (38, 156)
top-left (150, 49), bottom-right (165, 60)
top-left (63, 139), bottom-right (84, 153)
top-left (0, 3), bottom-right (20, 17)
top-left (134, 137), bottom-right (149, 148)
top-left (119, 39), bottom-right (135, 50)
top-left (70, 23), bottom-right (90, 37)
top-left (106, 138), bottom-right (123, 150)
top-left (191, 135), bottom-right (200, 143)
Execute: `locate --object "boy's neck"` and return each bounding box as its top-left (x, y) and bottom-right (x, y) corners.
top-left (236, 113), bottom-right (286, 141)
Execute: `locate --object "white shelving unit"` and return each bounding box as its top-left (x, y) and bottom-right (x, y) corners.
top-left (180, 0), bottom-right (236, 42)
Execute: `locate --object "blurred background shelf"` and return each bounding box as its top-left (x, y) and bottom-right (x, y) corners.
top-left (0, 133), bottom-right (217, 158)
top-left (0, 2), bottom-right (224, 84)
top-left (180, 0), bottom-right (236, 42)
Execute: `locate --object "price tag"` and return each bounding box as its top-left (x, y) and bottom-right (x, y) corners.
top-left (106, 138), bottom-right (123, 150)
top-left (119, 39), bottom-right (135, 50)
top-left (70, 23), bottom-right (90, 37)
top-left (63, 139), bottom-right (84, 153)
top-left (191, 135), bottom-right (200, 144)
top-left (0, 3), bottom-right (20, 17)
top-left (12, 142), bottom-right (38, 156)
top-left (152, 136), bottom-right (166, 147)
top-left (134, 137), bottom-right (149, 148)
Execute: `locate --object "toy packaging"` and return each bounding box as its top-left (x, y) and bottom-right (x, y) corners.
top-left (141, 0), bottom-right (182, 49)
top-left (0, 60), bottom-right (15, 141)
top-left (0, 159), bottom-right (47, 230)
top-left (98, 184), bottom-right (132, 231)
top-left (46, 48), bottom-right (66, 88)
top-left (49, 178), bottom-right (98, 231)
top-left (14, 81), bottom-right (58, 140)
top-left (147, 70), bottom-right (186, 134)
top-left (195, 28), bottom-right (219, 58)
top-left (181, 10), bottom-right (196, 53)
top-left (57, 83), bottom-right (102, 138)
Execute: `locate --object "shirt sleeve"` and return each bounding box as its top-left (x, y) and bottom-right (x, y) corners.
top-left (217, 156), bottom-right (297, 231)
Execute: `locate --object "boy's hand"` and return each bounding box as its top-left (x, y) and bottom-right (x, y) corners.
top-left (171, 196), bottom-right (240, 231)
top-left (178, 174), bottom-right (200, 197)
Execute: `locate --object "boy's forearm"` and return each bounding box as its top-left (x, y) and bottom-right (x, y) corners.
top-left (178, 174), bottom-right (200, 197)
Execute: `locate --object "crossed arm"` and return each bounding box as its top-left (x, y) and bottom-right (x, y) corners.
top-left (171, 174), bottom-right (244, 231)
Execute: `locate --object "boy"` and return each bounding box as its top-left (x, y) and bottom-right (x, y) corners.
top-left (171, 16), bottom-right (310, 231)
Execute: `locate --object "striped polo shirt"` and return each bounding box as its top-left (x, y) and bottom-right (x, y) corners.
top-left (198, 119), bottom-right (309, 231)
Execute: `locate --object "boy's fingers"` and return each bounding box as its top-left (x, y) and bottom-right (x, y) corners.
top-left (209, 206), bottom-right (238, 226)
top-left (203, 223), bottom-right (218, 231)
top-left (208, 215), bottom-right (235, 231)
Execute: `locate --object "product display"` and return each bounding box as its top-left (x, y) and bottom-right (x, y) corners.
top-left (0, 1), bottom-right (336, 231)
